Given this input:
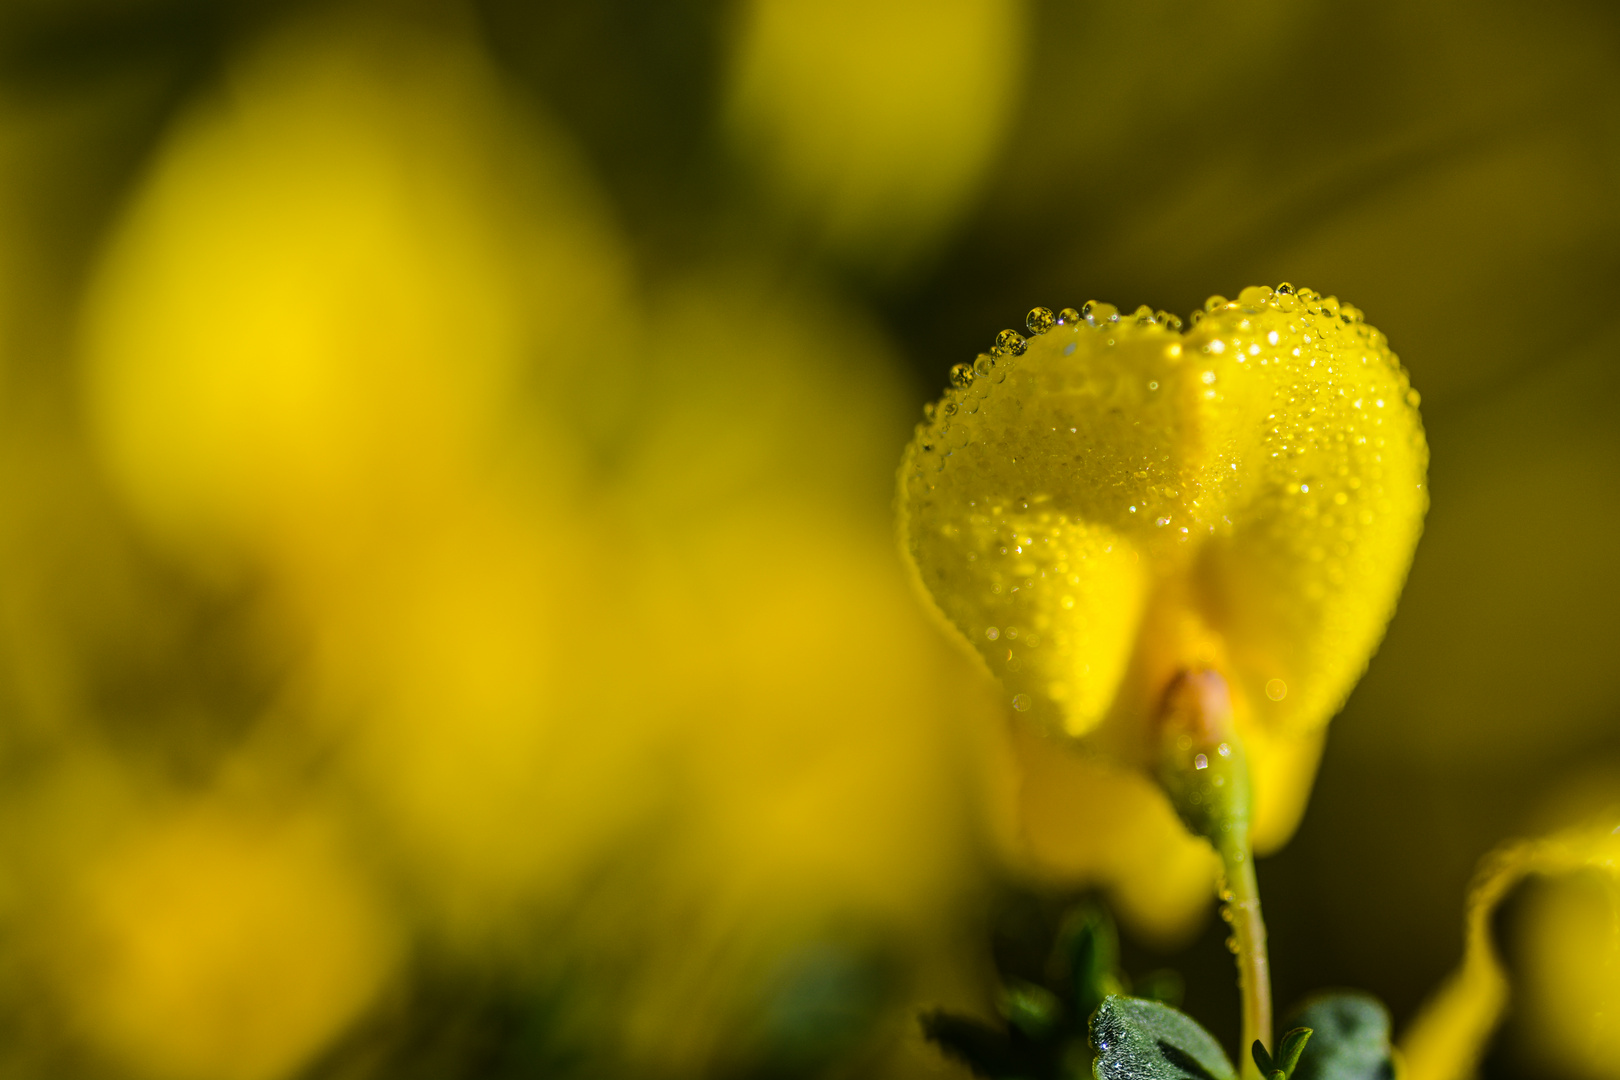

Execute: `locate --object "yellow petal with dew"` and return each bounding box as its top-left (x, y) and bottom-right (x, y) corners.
top-left (898, 287), bottom-right (1427, 847)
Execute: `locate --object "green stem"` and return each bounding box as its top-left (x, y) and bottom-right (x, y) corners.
top-left (1220, 831), bottom-right (1271, 1080)
top-left (1154, 668), bottom-right (1274, 1079)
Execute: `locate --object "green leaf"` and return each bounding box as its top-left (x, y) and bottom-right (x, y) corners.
top-left (1090, 996), bottom-right (1237, 1080)
top-left (1252, 1040), bottom-right (1275, 1077)
top-left (998, 978), bottom-right (1064, 1041)
top-left (1276, 1028), bottom-right (1313, 1077)
top-left (1284, 993), bottom-right (1394, 1080)
top-left (1056, 903), bottom-right (1121, 1021)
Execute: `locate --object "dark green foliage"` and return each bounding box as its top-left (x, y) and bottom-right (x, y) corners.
top-left (1283, 994), bottom-right (1395, 1080)
top-left (921, 899), bottom-right (1183, 1080)
top-left (1089, 996), bottom-right (1236, 1080)
top-left (1252, 1027), bottom-right (1313, 1080)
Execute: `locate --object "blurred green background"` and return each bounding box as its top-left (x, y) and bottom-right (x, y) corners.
top-left (0, 1), bottom-right (1616, 1078)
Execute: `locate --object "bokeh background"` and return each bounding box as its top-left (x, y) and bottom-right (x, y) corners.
top-left (0, 1), bottom-right (1615, 1078)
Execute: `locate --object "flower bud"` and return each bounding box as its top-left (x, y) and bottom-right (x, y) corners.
top-left (1156, 668), bottom-right (1250, 852)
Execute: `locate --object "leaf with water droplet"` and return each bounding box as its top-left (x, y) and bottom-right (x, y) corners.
top-left (1090, 996), bottom-right (1237, 1080)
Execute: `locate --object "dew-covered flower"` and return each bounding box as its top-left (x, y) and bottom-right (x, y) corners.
top-left (899, 286), bottom-right (1427, 849)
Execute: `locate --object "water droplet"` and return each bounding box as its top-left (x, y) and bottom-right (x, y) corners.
top-left (1265, 679), bottom-right (1287, 701)
top-left (949, 363), bottom-right (974, 388)
top-left (1276, 282), bottom-right (1295, 295)
top-left (1217, 742), bottom-right (1232, 758)
top-left (1226, 936), bottom-right (1241, 954)
top-left (1157, 310), bottom-right (1183, 332)
top-left (922, 402), bottom-right (936, 421)
top-left (1194, 753), bottom-right (1209, 770)
top-left (985, 626), bottom-right (1000, 641)
top-left (973, 353), bottom-right (994, 378)
top-left (1147, 380), bottom-right (1159, 391)
top-left (993, 329), bottom-right (1027, 357)
top-left (1204, 295), bottom-right (1228, 312)
top-left (1026, 306), bottom-right (1056, 334)
top-left (1011, 693), bottom-right (1032, 712)
top-left (1060, 595), bottom-right (1074, 610)
top-left (1056, 307), bottom-right (1081, 325)
top-left (1133, 304), bottom-right (1155, 324)
top-left (1406, 388), bottom-right (1422, 407)
top-left (1082, 300), bottom-right (1119, 325)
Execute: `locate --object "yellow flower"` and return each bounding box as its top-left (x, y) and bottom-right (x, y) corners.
top-left (63, 11), bottom-right (1007, 1075)
top-left (899, 286), bottom-right (1427, 850)
top-left (722, 0), bottom-right (1028, 272)
top-left (49, 801), bottom-right (400, 1080)
top-left (1402, 820), bottom-right (1620, 1080)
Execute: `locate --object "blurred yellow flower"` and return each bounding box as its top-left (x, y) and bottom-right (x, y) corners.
top-left (723, 0), bottom-right (1028, 272)
top-left (80, 9), bottom-right (635, 582)
top-left (58, 9), bottom-right (1008, 1076)
top-left (51, 801), bottom-right (400, 1080)
top-left (1403, 820), bottom-right (1620, 1080)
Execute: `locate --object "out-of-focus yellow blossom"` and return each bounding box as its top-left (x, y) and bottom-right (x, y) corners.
top-left (1401, 820), bottom-right (1620, 1080)
top-left (81, 9), bottom-right (635, 583)
top-left (1515, 859), bottom-right (1620, 1080)
top-left (49, 798), bottom-right (400, 1080)
top-left (522, 262), bottom-right (1008, 1072)
top-left (900, 288), bottom-right (1427, 853)
top-left (722, 0), bottom-right (1028, 273)
top-left (68, 9), bottom-right (1006, 1076)
top-left (76, 7), bottom-right (651, 935)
